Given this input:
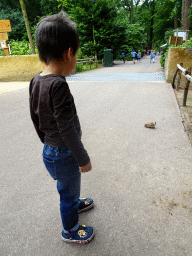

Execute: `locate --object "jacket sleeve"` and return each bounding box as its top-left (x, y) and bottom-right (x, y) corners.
top-left (51, 81), bottom-right (90, 167)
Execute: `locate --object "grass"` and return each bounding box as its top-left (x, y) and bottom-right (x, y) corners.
top-left (75, 62), bottom-right (103, 73)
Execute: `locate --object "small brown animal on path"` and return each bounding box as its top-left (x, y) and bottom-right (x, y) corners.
top-left (145, 122), bottom-right (156, 128)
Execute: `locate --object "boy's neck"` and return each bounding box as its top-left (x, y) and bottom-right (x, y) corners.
top-left (40, 49), bottom-right (77, 77)
top-left (41, 61), bottom-right (68, 77)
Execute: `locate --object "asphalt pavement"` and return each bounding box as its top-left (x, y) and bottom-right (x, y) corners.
top-left (1, 55), bottom-right (192, 256)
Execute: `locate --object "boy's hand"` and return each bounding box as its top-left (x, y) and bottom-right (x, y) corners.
top-left (79, 162), bottom-right (92, 173)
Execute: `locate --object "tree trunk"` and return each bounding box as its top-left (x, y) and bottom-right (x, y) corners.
top-left (19, 0), bottom-right (35, 54)
top-left (130, 0), bottom-right (133, 24)
top-left (182, 0), bottom-right (192, 31)
top-left (149, 0), bottom-right (155, 48)
top-left (174, 15), bottom-right (178, 29)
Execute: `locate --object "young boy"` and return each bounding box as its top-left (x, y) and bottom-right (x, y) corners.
top-left (131, 49), bottom-right (136, 64)
top-left (137, 50), bottom-right (141, 61)
top-left (121, 51), bottom-right (126, 63)
top-left (29, 13), bottom-right (94, 244)
top-left (150, 51), bottom-right (155, 63)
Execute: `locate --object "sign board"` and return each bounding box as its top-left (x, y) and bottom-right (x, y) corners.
top-left (1, 40), bottom-right (8, 48)
top-left (0, 32), bottom-right (8, 40)
top-left (4, 48), bottom-right (9, 56)
top-left (0, 20), bottom-right (12, 32)
top-left (169, 36), bottom-right (183, 45)
top-left (174, 31), bottom-right (187, 41)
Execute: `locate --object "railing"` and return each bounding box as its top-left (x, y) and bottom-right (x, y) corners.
top-left (76, 57), bottom-right (103, 67)
top-left (172, 63), bottom-right (192, 106)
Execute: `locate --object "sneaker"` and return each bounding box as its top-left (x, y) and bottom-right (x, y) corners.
top-left (61, 225), bottom-right (94, 244)
top-left (78, 198), bottom-right (94, 213)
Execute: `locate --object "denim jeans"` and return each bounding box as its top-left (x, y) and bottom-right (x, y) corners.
top-left (42, 143), bottom-right (81, 231)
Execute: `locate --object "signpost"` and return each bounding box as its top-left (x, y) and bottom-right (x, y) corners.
top-left (169, 36), bottom-right (184, 46)
top-left (0, 20), bottom-right (11, 56)
top-left (169, 29), bottom-right (190, 47)
top-left (0, 32), bottom-right (8, 41)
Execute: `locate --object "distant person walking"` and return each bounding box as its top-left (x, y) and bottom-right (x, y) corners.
top-left (137, 50), bottom-right (141, 61)
top-left (121, 51), bottom-right (126, 63)
top-left (131, 49), bottom-right (136, 64)
top-left (150, 51), bottom-right (155, 63)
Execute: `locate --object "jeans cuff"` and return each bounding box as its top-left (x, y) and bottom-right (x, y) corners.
top-left (63, 222), bottom-right (79, 233)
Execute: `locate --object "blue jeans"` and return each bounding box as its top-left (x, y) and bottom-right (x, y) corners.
top-left (42, 143), bottom-right (81, 231)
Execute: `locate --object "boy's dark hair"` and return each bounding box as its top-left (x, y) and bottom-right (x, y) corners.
top-left (35, 13), bottom-right (79, 64)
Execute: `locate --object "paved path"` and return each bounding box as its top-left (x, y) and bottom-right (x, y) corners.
top-left (1, 56), bottom-right (192, 256)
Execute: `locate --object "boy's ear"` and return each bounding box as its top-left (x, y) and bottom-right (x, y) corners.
top-left (67, 48), bottom-right (73, 60)
top-left (63, 48), bottom-right (73, 61)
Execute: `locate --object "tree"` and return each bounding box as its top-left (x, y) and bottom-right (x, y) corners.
top-left (153, 0), bottom-right (181, 43)
top-left (0, 5), bottom-right (25, 40)
top-left (1, 0), bottom-right (189, 56)
top-left (136, 0), bottom-right (183, 47)
top-left (19, 0), bottom-right (35, 54)
top-left (1, 0), bottom-right (59, 41)
top-left (60, 0), bottom-right (127, 59)
top-left (131, 0), bottom-right (133, 24)
top-left (182, 0), bottom-right (192, 32)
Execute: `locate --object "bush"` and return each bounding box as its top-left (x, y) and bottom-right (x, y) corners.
top-left (118, 45), bottom-right (144, 61)
top-left (0, 48), bottom-right (6, 56)
top-left (9, 40), bottom-right (37, 55)
top-left (75, 63), bottom-right (84, 73)
top-left (75, 61), bottom-right (102, 73)
top-left (180, 37), bottom-right (192, 48)
top-left (160, 44), bottom-right (173, 67)
top-left (164, 29), bottom-right (174, 42)
top-left (160, 37), bottom-right (192, 68)
top-left (77, 48), bottom-right (89, 59)
top-left (160, 55), bottom-right (166, 67)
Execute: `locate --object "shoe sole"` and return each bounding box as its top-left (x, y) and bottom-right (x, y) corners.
top-left (61, 230), bottom-right (94, 244)
top-left (78, 202), bottom-right (94, 213)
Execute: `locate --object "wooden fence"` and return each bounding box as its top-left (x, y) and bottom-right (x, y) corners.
top-left (76, 57), bottom-right (103, 67)
top-left (172, 63), bottom-right (192, 106)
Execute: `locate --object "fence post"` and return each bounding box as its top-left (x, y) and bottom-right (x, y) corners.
top-left (90, 59), bottom-right (93, 69)
top-left (172, 66), bottom-right (179, 88)
top-left (183, 67), bottom-right (191, 106)
top-left (176, 63), bottom-right (183, 91)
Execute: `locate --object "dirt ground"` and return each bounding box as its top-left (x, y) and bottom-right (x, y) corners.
top-left (174, 88), bottom-right (192, 144)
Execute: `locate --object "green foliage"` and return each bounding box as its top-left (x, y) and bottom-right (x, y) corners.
top-left (160, 54), bottom-right (166, 67)
top-left (75, 63), bottom-right (84, 73)
top-left (133, 0), bottom-right (182, 47)
top-left (164, 29), bottom-right (174, 42)
top-left (160, 36), bottom-right (192, 68)
top-left (62, 0), bottom-right (127, 59)
top-left (160, 44), bottom-right (175, 67)
top-left (125, 24), bottom-right (145, 48)
top-left (9, 40), bottom-right (37, 55)
top-left (77, 48), bottom-right (87, 59)
top-left (0, 0), bottom-right (189, 59)
top-left (39, 0), bottom-right (59, 15)
top-left (0, 48), bottom-right (6, 56)
top-left (118, 45), bottom-right (133, 61)
top-left (0, 4), bottom-right (26, 41)
top-left (0, 0), bottom-right (59, 41)
top-left (75, 62), bottom-right (102, 73)
top-left (180, 37), bottom-right (192, 48)
top-left (153, 0), bottom-right (181, 43)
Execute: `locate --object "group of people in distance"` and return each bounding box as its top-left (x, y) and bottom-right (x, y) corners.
top-left (121, 49), bottom-right (156, 64)
top-left (131, 49), bottom-right (141, 64)
top-left (121, 49), bottom-right (141, 64)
